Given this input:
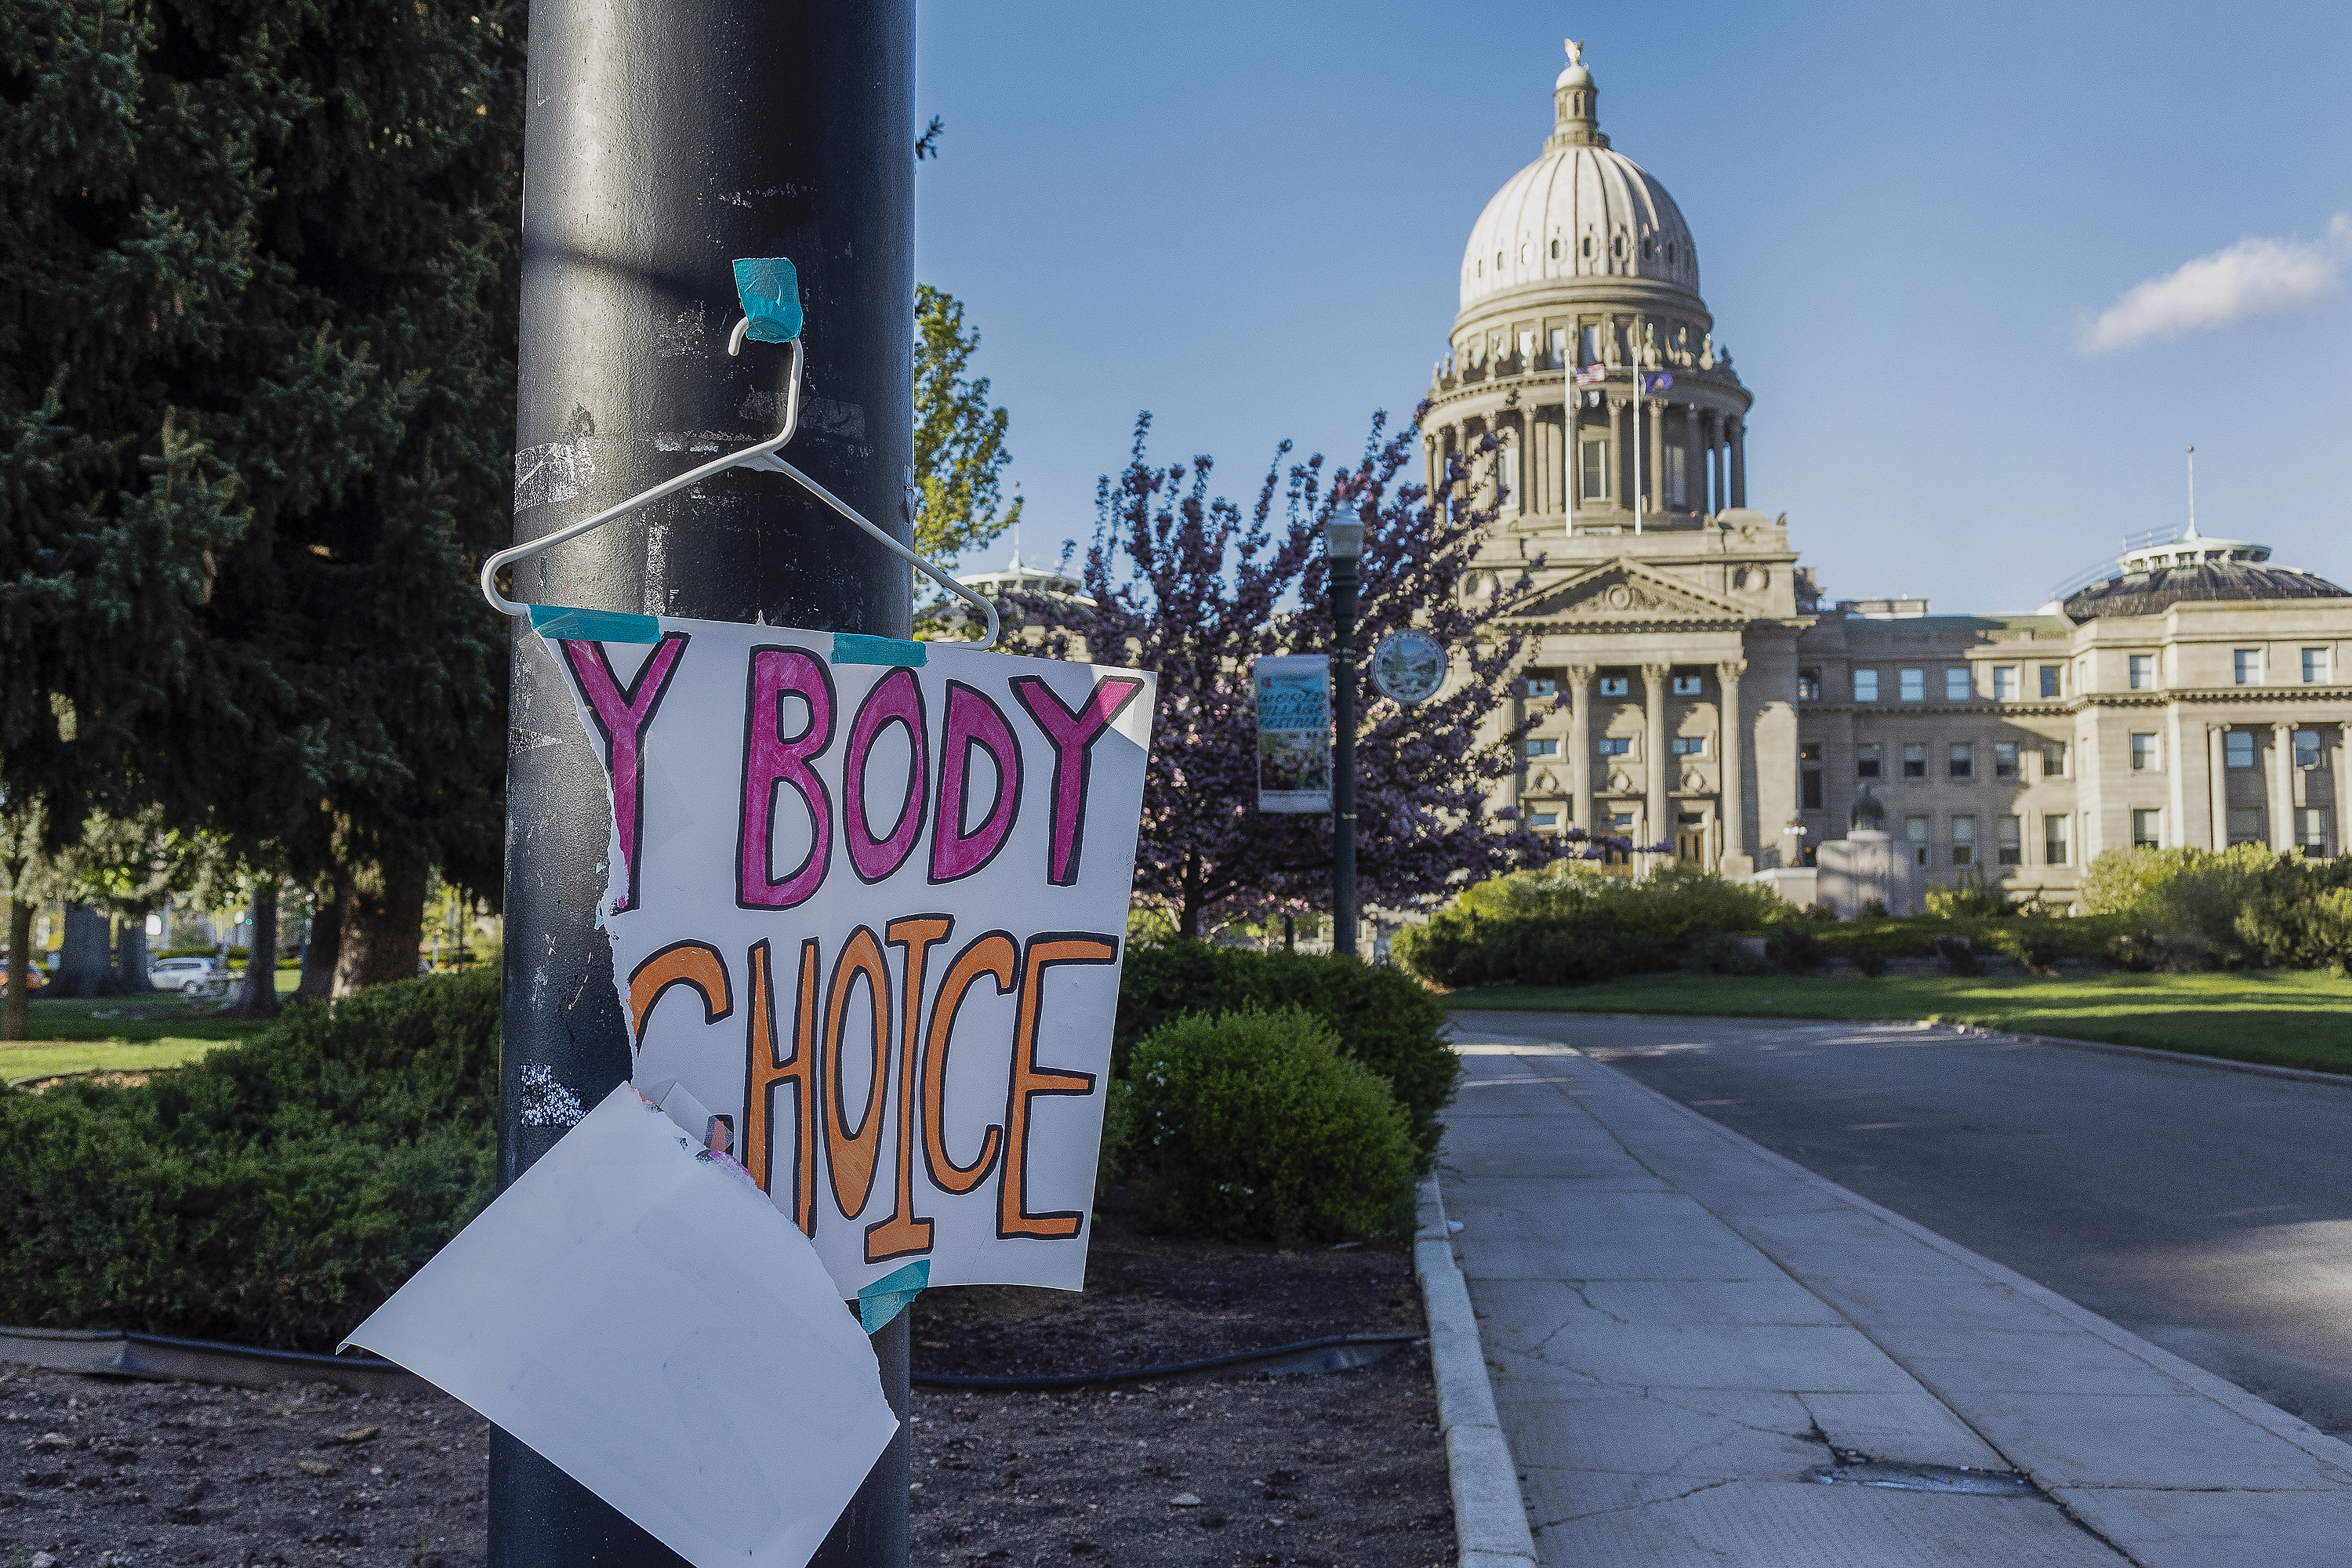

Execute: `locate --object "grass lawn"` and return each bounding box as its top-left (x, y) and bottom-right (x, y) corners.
top-left (1, 973), bottom-right (300, 1085)
top-left (1441, 970), bottom-right (2352, 1076)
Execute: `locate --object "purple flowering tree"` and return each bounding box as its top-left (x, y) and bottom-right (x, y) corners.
top-left (1028, 410), bottom-right (1547, 939)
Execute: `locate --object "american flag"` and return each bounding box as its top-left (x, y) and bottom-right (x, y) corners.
top-left (1573, 363), bottom-right (1607, 384)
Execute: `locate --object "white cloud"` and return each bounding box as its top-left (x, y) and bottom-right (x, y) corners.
top-left (2079, 216), bottom-right (2348, 354)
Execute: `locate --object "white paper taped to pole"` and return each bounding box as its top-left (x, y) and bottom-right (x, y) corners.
top-left (531, 609), bottom-right (1159, 1298)
top-left (343, 1085), bottom-right (897, 1568)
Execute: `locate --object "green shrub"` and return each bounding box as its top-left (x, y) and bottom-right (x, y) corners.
top-left (1923, 869), bottom-right (2012, 920)
top-left (1116, 943), bottom-right (1454, 1157)
top-left (1683, 932), bottom-right (1769, 976)
top-left (1770, 926), bottom-right (1825, 975)
top-left (1396, 862), bottom-right (1786, 993)
top-left (0, 971), bottom-right (499, 1351)
top-left (2232, 856), bottom-right (2352, 971)
top-left (1123, 1008), bottom-right (1417, 1246)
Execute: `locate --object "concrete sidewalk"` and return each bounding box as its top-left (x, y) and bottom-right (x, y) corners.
top-left (1440, 1019), bottom-right (2352, 1566)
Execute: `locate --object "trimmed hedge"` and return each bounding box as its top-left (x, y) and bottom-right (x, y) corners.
top-left (1120, 1008), bottom-right (1417, 1246)
top-left (1116, 942), bottom-right (1455, 1158)
top-left (0, 972), bottom-right (499, 1351)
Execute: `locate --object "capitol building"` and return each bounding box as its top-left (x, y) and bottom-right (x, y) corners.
top-left (1429, 43), bottom-right (2352, 906)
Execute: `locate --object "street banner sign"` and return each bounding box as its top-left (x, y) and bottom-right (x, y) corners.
top-left (536, 608), bottom-right (1158, 1297)
top-left (1253, 654), bottom-right (1332, 813)
top-left (1370, 629), bottom-right (1447, 705)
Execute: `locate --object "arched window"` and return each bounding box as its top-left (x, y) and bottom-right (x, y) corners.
top-left (1611, 234), bottom-right (1624, 257)
top-left (1581, 235), bottom-right (1593, 257)
top-left (1549, 238), bottom-right (1560, 260)
top-left (1642, 236), bottom-right (1654, 260)
top-left (1496, 250), bottom-right (1505, 272)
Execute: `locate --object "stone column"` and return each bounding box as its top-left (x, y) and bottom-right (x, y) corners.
top-left (1609, 397), bottom-right (1632, 519)
top-left (1644, 662), bottom-right (1670, 850)
top-left (1706, 412), bottom-right (1724, 516)
top-left (1718, 659), bottom-right (1748, 873)
top-left (1567, 664), bottom-right (1595, 834)
top-left (2334, 724), bottom-right (2352, 855)
top-left (1646, 400), bottom-right (1666, 517)
top-left (1728, 416), bottom-right (1746, 507)
top-left (2207, 725), bottom-right (2227, 848)
top-left (2271, 720), bottom-right (2298, 851)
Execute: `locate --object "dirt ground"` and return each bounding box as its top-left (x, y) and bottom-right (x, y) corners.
top-left (0, 1367), bottom-right (487, 1566)
top-left (906, 1208), bottom-right (1450, 1567)
top-left (2, 1212), bottom-right (1450, 1566)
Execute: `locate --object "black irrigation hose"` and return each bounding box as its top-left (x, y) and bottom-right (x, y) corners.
top-left (909, 1332), bottom-right (1425, 1392)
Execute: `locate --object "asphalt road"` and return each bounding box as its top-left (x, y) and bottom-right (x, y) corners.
top-left (1451, 1009), bottom-right (2352, 1436)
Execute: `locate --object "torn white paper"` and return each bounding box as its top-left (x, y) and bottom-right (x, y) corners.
top-left (342, 1084), bottom-right (896, 1568)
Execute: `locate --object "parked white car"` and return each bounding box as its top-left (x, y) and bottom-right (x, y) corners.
top-left (149, 956), bottom-right (223, 995)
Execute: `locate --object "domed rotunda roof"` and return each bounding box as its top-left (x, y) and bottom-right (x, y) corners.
top-left (1460, 42), bottom-right (1699, 311)
top-left (2060, 529), bottom-right (2350, 622)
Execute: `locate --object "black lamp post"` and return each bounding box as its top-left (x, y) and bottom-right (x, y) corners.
top-left (1326, 517), bottom-right (1363, 958)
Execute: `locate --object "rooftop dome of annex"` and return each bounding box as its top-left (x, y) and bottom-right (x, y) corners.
top-left (2060, 525), bottom-right (2350, 622)
top-left (1460, 41), bottom-right (1699, 311)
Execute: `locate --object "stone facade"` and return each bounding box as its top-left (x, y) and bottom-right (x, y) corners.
top-left (1426, 44), bottom-right (2352, 905)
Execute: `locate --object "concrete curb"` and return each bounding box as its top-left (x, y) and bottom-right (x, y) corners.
top-left (1414, 1177), bottom-right (1537, 1568)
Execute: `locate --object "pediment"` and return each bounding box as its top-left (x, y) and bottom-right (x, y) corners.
top-left (1509, 560), bottom-right (1747, 625)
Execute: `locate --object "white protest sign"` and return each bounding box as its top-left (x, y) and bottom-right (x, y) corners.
top-left (343, 1084), bottom-right (898, 1568)
top-left (1252, 653), bottom-right (1331, 813)
top-left (535, 608), bottom-right (1157, 1297)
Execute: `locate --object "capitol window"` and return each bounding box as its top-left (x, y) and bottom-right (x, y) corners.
top-left (1671, 737), bottom-right (1705, 756)
top-left (1581, 325), bottom-right (1601, 363)
top-left (1951, 816), bottom-right (1976, 866)
top-left (2130, 733), bottom-right (2158, 771)
top-left (1856, 744), bottom-right (1882, 779)
top-left (2304, 648), bottom-right (2332, 683)
top-left (1998, 816), bottom-right (2023, 866)
top-left (1991, 666), bottom-right (2017, 700)
top-left (2225, 731), bottom-right (2255, 768)
top-left (2129, 654), bottom-right (2154, 690)
top-left (2296, 731), bottom-right (2322, 769)
top-left (1582, 236), bottom-right (1594, 258)
top-left (1598, 737), bottom-right (1631, 757)
top-left (1994, 742), bottom-right (2019, 779)
top-left (1526, 739), bottom-right (1559, 758)
top-left (2039, 665), bottom-right (2062, 698)
top-left (1671, 674), bottom-right (1702, 695)
top-left (1525, 677), bottom-right (1558, 699)
top-left (1944, 667), bottom-right (1971, 701)
top-left (1642, 236), bottom-right (1654, 259)
top-left (1854, 669), bottom-right (1880, 702)
top-left (1530, 811), bottom-right (1558, 829)
top-left (1549, 238), bottom-right (1560, 260)
top-left (1549, 328), bottom-right (1567, 368)
top-left (1949, 743), bottom-right (1973, 780)
top-left (1900, 668), bottom-right (1925, 702)
top-left (1612, 234), bottom-right (1624, 257)
top-left (2132, 809), bottom-right (2162, 849)
top-left (1579, 441), bottom-right (1610, 501)
top-left (1599, 675), bottom-right (1630, 696)
top-left (1903, 743), bottom-right (1927, 779)
top-left (2041, 740), bottom-right (2067, 777)
top-left (2234, 649), bottom-right (2261, 684)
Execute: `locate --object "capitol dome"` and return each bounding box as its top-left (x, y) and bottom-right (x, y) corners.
top-left (1461, 46), bottom-right (1699, 310)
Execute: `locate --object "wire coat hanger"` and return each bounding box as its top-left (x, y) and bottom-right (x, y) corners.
top-left (480, 260), bottom-right (1001, 648)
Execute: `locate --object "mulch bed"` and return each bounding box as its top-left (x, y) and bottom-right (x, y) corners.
top-left (907, 1203), bottom-right (1451, 1567)
top-left (1, 1208), bottom-right (1450, 1567)
top-left (0, 1367), bottom-right (487, 1566)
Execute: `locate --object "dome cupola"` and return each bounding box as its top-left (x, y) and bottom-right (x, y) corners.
top-left (1460, 42), bottom-right (1700, 310)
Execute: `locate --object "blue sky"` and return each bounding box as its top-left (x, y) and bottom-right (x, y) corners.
top-left (914, 2), bottom-right (2352, 611)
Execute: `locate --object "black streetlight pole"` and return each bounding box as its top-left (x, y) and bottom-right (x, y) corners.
top-left (1326, 518), bottom-right (1363, 957)
top-left (497, 2), bottom-right (913, 1564)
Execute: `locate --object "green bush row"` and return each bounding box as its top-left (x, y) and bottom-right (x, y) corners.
top-left (1115, 942), bottom-right (1455, 1157)
top-left (1113, 1007), bottom-right (1418, 1247)
top-left (0, 973), bottom-right (499, 1350)
top-left (2083, 844), bottom-right (2352, 971)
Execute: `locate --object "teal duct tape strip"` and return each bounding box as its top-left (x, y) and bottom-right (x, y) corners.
top-left (857, 1259), bottom-right (931, 1335)
top-left (833, 633), bottom-right (927, 667)
top-left (527, 604), bottom-right (662, 644)
top-left (732, 257), bottom-right (804, 344)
